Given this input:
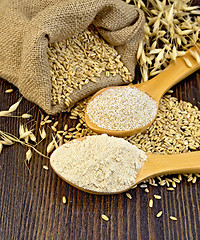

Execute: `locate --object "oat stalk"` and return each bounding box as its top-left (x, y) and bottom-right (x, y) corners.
top-left (0, 130), bottom-right (49, 159)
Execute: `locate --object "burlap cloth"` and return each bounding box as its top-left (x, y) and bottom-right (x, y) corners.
top-left (0, 0), bottom-right (145, 115)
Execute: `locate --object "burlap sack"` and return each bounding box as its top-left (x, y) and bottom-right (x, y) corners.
top-left (0, 0), bottom-right (145, 115)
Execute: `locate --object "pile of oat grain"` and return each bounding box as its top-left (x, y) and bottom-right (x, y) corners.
top-left (48, 26), bottom-right (132, 107)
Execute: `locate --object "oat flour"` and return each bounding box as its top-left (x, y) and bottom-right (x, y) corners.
top-left (50, 134), bottom-right (147, 193)
top-left (86, 86), bottom-right (157, 131)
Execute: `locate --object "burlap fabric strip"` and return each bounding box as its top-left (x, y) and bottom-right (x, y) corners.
top-left (0, 0), bottom-right (145, 115)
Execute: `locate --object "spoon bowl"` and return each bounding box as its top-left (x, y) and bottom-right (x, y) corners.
top-left (85, 44), bottom-right (200, 137)
top-left (50, 137), bottom-right (200, 195)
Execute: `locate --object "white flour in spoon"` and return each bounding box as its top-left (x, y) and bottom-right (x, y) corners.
top-left (86, 86), bottom-right (157, 131)
top-left (50, 134), bottom-right (147, 193)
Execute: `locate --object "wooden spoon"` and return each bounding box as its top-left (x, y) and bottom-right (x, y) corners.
top-left (50, 138), bottom-right (200, 195)
top-left (85, 44), bottom-right (200, 137)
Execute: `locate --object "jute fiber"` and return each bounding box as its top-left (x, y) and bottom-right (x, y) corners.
top-left (0, 0), bottom-right (145, 114)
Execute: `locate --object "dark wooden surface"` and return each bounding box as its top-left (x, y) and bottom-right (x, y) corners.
top-left (0, 69), bottom-right (200, 240)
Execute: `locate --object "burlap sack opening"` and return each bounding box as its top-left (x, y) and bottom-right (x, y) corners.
top-left (0, 0), bottom-right (145, 115)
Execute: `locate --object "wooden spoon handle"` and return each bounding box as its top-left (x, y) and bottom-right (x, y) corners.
top-left (135, 151), bottom-right (200, 185)
top-left (136, 44), bottom-right (200, 102)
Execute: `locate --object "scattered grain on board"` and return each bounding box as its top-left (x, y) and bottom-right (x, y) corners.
top-left (126, 193), bottom-right (132, 199)
top-left (101, 214), bottom-right (109, 221)
top-left (43, 165), bottom-right (49, 170)
top-left (156, 211), bottom-right (163, 218)
top-left (140, 184), bottom-right (148, 188)
top-left (192, 176), bottom-right (197, 184)
top-left (62, 196), bottom-right (67, 204)
top-left (167, 188), bottom-right (175, 191)
top-left (154, 195), bottom-right (161, 199)
top-left (149, 199), bottom-right (153, 208)
top-left (5, 89), bottom-right (13, 93)
top-left (187, 176), bottom-right (193, 182)
top-left (172, 181), bottom-right (176, 188)
top-left (173, 178), bottom-right (180, 183)
top-left (170, 216), bottom-right (177, 221)
top-left (51, 126), bottom-right (57, 132)
top-left (45, 120), bottom-right (52, 124)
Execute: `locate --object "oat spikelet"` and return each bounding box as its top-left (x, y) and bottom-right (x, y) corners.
top-left (183, 57), bottom-right (192, 68)
top-left (190, 50), bottom-right (200, 63)
top-left (8, 97), bottom-right (22, 113)
top-left (0, 136), bottom-right (14, 145)
top-left (166, 4), bottom-right (174, 24)
top-left (179, 29), bottom-right (193, 36)
top-left (20, 131), bottom-right (32, 139)
top-left (19, 123), bottom-right (25, 136)
top-left (171, 45), bottom-right (177, 61)
top-left (39, 128), bottom-right (46, 139)
top-left (177, 51), bottom-right (186, 57)
top-left (24, 126), bottom-right (30, 144)
top-left (0, 130), bottom-right (48, 159)
top-left (30, 133), bottom-right (37, 142)
top-left (191, 10), bottom-right (200, 15)
top-left (52, 135), bottom-right (59, 149)
top-left (47, 141), bottom-right (55, 154)
top-left (155, 48), bottom-right (165, 63)
top-left (183, 6), bottom-right (199, 11)
top-left (26, 148), bottom-right (32, 163)
top-left (53, 121), bottom-right (59, 127)
top-left (0, 143), bottom-right (3, 154)
top-left (0, 111), bottom-right (11, 117)
top-left (51, 126), bottom-right (57, 132)
top-left (137, 41), bottom-right (144, 60)
top-left (133, 0), bottom-right (199, 80)
top-left (155, 0), bottom-right (163, 11)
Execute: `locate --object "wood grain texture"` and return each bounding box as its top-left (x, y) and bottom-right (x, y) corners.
top-left (1, 0), bottom-right (200, 230)
top-left (0, 69), bottom-right (200, 240)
